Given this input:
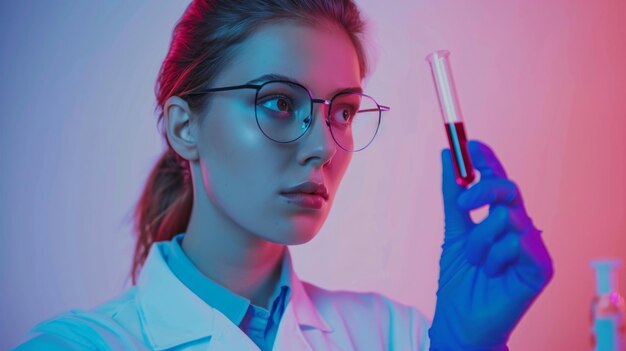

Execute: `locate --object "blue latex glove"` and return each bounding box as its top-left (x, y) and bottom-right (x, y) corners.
top-left (428, 140), bottom-right (554, 351)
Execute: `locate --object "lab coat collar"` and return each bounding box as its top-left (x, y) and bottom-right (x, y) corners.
top-left (136, 240), bottom-right (333, 350)
top-left (282, 247), bottom-right (333, 333)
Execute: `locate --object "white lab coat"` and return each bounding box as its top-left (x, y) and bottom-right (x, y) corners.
top-left (14, 242), bottom-right (431, 350)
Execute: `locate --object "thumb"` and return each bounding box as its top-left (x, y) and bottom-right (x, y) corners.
top-left (441, 149), bottom-right (473, 236)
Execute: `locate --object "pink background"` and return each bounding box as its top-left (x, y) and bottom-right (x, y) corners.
top-left (1, 1), bottom-right (625, 350)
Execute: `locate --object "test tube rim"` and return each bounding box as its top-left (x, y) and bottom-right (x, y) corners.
top-left (425, 49), bottom-right (451, 63)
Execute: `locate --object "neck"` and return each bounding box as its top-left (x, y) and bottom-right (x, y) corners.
top-left (182, 185), bottom-right (286, 309)
top-left (181, 231), bottom-right (285, 309)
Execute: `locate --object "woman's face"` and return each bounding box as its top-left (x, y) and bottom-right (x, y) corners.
top-left (190, 20), bottom-right (361, 245)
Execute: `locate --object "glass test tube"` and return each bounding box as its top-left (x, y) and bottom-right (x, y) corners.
top-left (425, 50), bottom-right (475, 187)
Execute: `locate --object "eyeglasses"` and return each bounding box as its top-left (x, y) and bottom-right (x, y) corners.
top-left (185, 79), bottom-right (390, 152)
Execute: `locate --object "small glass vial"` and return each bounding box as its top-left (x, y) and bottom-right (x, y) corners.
top-left (590, 259), bottom-right (626, 351)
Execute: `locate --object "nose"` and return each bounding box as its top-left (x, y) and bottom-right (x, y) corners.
top-left (296, 101), bottom-right (337, 166)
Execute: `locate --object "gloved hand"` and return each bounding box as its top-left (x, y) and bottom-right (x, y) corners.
top-left (428, 140), bottom-right (554, 351)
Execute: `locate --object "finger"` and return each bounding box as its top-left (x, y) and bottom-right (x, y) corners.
top-left (465, 205), bottom-right (509, 265)
top-left (515, 226), bottom-right (555, 293)
top-left (441, 149), bottom-right (473, 234)
top-left (457, 178), bottom-right (522, 210)
top-left (468, 140), bottom-right (507, 180)
top-left (483, 233), bottom-right (522, 277)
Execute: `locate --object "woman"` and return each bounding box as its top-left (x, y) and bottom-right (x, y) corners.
top-left (13, 0), bottom-right (553, 350)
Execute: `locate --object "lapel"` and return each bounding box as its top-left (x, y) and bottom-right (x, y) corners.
top-left (136, 242), bottom-right (224, 350)
top-left (135, 243), bottom-right (333, 350)
top-left (273, 248), bottom-right (334, 351)
top-left (282, 248), bottom-right (333, 332)
top-left (206, 309), bottom-right (261, 351)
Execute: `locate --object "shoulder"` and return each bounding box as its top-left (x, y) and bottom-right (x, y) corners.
top-left (12, 287), bottom-right (147, 351)
top-left (91, 285), bottom-right (143, 334)
top-left (301, 280), bottom-right (431, 349)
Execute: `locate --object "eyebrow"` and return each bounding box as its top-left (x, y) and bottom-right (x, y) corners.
top-left (245, 73), bottom-right (363, 97)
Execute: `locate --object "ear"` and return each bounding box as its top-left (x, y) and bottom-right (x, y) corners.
top-left (164, 96), bottom-right (200, 162)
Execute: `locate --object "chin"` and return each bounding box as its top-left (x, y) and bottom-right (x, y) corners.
top-left (285, 231), bottom-right (318, 245)
top-left (261, 226), bottom-right (320, 246)
top-left (257, 213), bottom-right (327, 245)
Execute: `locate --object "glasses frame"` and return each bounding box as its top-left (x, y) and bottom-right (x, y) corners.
top-left (185, 79), bottom-right (390, 152)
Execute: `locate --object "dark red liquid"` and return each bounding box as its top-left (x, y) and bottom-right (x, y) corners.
top-left (445, 122), bottom-right (475, 187)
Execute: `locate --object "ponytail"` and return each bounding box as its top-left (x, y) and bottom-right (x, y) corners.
top-left (130, 149), bottom-right (192, 285)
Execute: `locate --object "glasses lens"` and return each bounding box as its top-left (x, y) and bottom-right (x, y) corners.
top-left (255, 81), bottom-right (311, 142)
top-left (329, 92), bottom-right (380, 152)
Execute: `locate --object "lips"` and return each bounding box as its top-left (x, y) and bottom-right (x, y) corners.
top-left (280, 192), bottom-right (326, 209)
top-left (280, 181), bottom-right (329, 201)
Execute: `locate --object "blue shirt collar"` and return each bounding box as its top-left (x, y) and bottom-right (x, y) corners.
top-left (164, 232), bottom-right (293, 326)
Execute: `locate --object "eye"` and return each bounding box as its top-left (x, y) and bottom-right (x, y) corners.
top-left (332, 105), bottom-right (357, 125)
top-left (342, 109), bottom-right (353, 121)
top-left (259, 95), bottom-right (294, 114)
